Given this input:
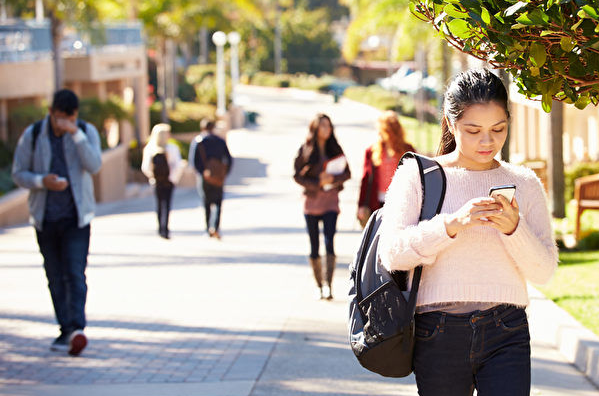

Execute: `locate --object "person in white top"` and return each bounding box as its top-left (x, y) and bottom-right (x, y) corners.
top-left (379, 69), bottom-right (558, 395)
top-left (141, 123), bottom-right (183, 239)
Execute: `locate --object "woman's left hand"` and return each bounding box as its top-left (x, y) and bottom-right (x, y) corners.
top-left (486, 195), bottom-right (520, 235)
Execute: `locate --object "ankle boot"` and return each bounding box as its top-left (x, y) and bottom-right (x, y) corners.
top-left (323, 254), bottom-right (336, 300)
top-left (309, 257), bottom-right (324, 298)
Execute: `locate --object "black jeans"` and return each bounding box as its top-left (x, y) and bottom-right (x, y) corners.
top-left (414, 305), bottom-right (531, 396)
top-left (203, 181), bottom-right (223, 232)
top-left (155, 183), bottom-right (173, 234)
top-left (304, 211), bottom-right (338, 259)
top-left (35, 218), bottom-right (90, 334)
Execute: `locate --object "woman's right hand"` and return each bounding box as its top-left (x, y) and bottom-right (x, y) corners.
top-left (444, 197), bottom-right (502, 237)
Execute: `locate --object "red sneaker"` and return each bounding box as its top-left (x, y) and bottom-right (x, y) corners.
top-left (68, 330), bottom-right (87, 356)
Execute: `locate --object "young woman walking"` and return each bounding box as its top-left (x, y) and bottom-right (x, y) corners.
top-left (357, 110), bottom-right (415, 227)
top-left (141, 123), bottom-right (183, 239)
top-left (379, 69), bottom-right (558, 395)
top-left (294, 113), bottom-right (351, 300)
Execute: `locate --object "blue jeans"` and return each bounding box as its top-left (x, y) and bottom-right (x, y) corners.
top-left (36, 218), bottom-right (90, 334)
top-left (203, 181), bottom-right (223, 232)
top-left (304, 212), bottom-right (338, 259)
top-left (155, 183), bottom-right (173, 234)
top-left (413, 305), bottom-right (531, 396)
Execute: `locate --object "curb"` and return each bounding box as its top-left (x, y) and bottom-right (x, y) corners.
top-left (528, 285), bottom-right (599, 388)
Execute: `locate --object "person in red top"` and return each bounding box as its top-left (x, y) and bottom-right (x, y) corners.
top-left (357, 110), bottom-right (415, 227)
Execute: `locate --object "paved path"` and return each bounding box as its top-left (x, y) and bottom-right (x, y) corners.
top-left (0, 85), bottom-right (597, 395)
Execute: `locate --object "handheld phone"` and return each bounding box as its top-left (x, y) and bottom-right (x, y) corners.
top-left (56, 176), bottom-right (67, 183)
top-left (489, 184), bottom-right (516, 203)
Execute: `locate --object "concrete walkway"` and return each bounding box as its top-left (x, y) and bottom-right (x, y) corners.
top-left (0, 85), bottom-right (597, 395)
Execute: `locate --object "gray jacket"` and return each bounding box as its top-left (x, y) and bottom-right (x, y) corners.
top-left (12, 116), bottom-right (102, 230)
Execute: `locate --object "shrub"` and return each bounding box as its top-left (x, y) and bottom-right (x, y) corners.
top-left (150, 102), bottom-right (216, 134)
top-left (0, 167), bottom-right (14, 197)
top-left (0, 140), bottom-right (15, 196)
top-left (177, 80), bottom-right (197, 102)
top-left (8, 104), bottom-right (46, 150)
top-left (343, 85), bottom-right (401, 112)
top-left (564, 161), bottom-right (599, 202)
top-left (186, 65), bottom-right (216, 86)
top-left (575, 232), bottom-right (599, 251)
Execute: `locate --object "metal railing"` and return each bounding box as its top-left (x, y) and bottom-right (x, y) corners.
top-left (0, 20), bottom-right (52, 62)
top-left (0, 19), bottom-right (144, 63)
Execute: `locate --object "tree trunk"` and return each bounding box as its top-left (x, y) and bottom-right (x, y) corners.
top-left (547, 101), bottom-right (565, 218)
top-left (165, 39), bottom-right (177, 111)
top-left (49, 11), bottom-right (64, 91)
top-left (156, 39), bottom-right (168, 123)
top-left (274, 4), bottom-right (282, 74)
top-left (199, 27), bottom-right (208, 64)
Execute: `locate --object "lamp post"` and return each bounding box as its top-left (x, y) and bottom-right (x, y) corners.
top-left (227, 31), bottom-right (240, 104)
top-left (212, 31), bottom-right (227, 116)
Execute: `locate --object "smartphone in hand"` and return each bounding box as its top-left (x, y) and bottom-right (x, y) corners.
top-left (489, 184), bottom-right (516, 203)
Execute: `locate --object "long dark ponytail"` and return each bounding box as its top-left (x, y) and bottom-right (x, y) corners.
top-left (437, 69), bottom-right (509, 155)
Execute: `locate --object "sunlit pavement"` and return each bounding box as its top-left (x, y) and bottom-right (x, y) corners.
top-left (0, 85), bottom-right (596, 395)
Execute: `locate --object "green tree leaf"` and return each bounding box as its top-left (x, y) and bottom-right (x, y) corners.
top-left (542, 93), bottom-right (553, 112)
top-left (481, 7), bottom-right (491, 24)
top-left (530, 42), bottom-right (547, 67)
top-left (560, 37), bottom-right (577, 52)
top-left (447, 19), bottom-right (472, 38)
top-left (575, 95), bottom-right (591, 109)
top-left (444, 4), bottom-right (467, 18)
top-left (581, 5), bottom-right (599, 20)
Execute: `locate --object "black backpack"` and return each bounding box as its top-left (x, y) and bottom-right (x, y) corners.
top-left (348, 152), bottom-right (446, 378)
top-left (152, 152), bottom-right (171, 186)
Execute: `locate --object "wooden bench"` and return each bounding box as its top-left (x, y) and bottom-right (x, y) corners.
top-left (574, 173), bottom-right (599, 240)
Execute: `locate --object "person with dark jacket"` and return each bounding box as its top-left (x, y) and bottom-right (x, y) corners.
top-left (293, 113), bottom-right (351, 300)
top-left (12, 89), bottom-right (102, 356)
top-left (191, 121), bottom-right (232, 239)
top-left (357, 110), bottom-right (415, 227)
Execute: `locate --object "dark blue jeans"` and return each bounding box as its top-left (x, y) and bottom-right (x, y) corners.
top-left (36, 218), bottom-right (90, 334)
top-left (155, 183), bottom-right (173, 234)
top-left (413, 305), bottom-right (531, 396)
top-left (203, 182), bottom-right (223, 232)
top-left (304, 212), bottom-right (338, 259)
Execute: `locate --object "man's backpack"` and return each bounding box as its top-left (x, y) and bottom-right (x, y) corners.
top-left (196, 141), bottom-right (227, 187)
top-left (31, 119), bottom-right (87, 152)
top-left (348, 152), bottom-right (446, 378)
top-left (152, 152), bottom-right (171, 186)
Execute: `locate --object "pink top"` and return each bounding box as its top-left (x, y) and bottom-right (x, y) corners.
top-left (378, 158), bottom-right (558, 309)
top-left (303, 156), bottom-right (340, 215)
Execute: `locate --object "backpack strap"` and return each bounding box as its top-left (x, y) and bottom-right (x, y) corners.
top-left (398, 152), bottom-right (447, 315)
top-left (354, 152), bottom-right (446, 306)
top-left (31, 120), bottom-right (43, 153)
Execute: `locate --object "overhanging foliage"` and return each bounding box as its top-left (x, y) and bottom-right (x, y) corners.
top-left (410, 0), bottom-right (599, 111)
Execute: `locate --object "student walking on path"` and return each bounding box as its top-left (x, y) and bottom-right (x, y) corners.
top-left (11, 89), bottom-right (102, 356)
top-left (293, 113), bottom-right (351, 300)
top-left (378, 69), bottom-right (558, 395)
top-left (141, 123), bottom-right (183, 239)
top-left (190, 120), bottom-right (233, 239)
top-left (356, 110), bottom-right (415, 228)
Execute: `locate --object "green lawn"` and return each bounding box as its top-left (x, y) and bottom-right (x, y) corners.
top-left (537, 250), bottom-right (599, 336)
top-left (399, 116), bottom-right (441, 156)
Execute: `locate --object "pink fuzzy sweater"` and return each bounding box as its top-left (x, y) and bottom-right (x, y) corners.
top-left (378, 158), bottom-right (558, 308)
